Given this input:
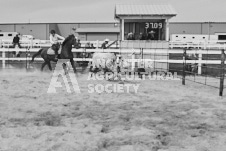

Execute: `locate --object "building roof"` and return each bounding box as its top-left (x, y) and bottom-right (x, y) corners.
top-left (76, 27), bottom-right (120, 33)
top-left (115, 4), bottom-right (177, 18)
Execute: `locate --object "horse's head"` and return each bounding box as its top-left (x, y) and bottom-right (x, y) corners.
top-left (62, 34), bottom-right (76, 46)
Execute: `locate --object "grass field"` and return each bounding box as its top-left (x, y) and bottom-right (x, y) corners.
top-left (0, 70), bottom-right (226, 151)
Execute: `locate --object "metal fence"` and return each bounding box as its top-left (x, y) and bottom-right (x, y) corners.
top-left (0, 40), bottom-right (225, 96)
top-left (181, 48), bottom-right (225, 96)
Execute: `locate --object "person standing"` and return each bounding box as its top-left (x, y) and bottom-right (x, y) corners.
top-left (90, 43), bottom-right (95, 49)
top-left (101, 39), bottom-right (109, 49)
top-left (12, 34), bottom-right (21, 57)
top-left (12, 34), bottom-right (21, 48)
top-left (74, 39), bottom-right (81, 49)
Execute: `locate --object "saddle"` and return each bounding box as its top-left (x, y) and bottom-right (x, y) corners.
top-left (47, 45), bottom-right (62, 55)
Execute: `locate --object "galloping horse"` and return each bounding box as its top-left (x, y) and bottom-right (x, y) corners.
top-left (30, 34), bottom-right (76, 72)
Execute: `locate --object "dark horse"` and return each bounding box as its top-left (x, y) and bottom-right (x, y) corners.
top-left (30, 34), bottom-right (76, 72)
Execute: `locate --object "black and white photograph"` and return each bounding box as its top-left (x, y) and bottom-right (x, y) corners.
top-left (0, 0), bottom-right (226, 150)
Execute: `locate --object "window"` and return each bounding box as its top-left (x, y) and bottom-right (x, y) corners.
top-left (124, 20), bottom-right (165, 40)
top-left (0, 34), bottom-right (3, 36)
top-left (218, 35), bottom-right (226, 40)
top-left (8, 34), bottom-right (12, 36)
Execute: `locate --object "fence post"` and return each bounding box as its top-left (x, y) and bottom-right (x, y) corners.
top-left (25, 48), bottom-right (29, 71)
top-left (96, 40), bottom-right (99, 49)
top-left (219, 49), bottom-right (225, 96)
top-left (198, 49), bottom-right (202, 75)
top-left (131, 52), bottom-right (135, 71)
top-left (182, 48), bottom-right (186, 85)
top-left (2, 48), bottom-right (5, 69)
top-left (204, 41), bottom-right (206, 50)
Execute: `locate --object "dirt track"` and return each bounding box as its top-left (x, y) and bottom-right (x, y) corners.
top-left (0, 70), bottom-right (226, 151)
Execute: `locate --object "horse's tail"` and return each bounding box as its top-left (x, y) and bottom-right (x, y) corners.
top-left (30, 49), bottom-right (43, 63)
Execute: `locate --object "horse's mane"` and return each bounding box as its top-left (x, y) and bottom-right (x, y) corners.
top-left (62, 34), bottom-right (74, 46)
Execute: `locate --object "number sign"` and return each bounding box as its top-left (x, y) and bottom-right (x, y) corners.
top-left (145, 22), bottom-right (162, 29)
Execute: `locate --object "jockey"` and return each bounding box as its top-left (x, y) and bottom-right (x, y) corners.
top-left (48, 30), bottom-right (65, 58)
top-left (47, 43), bottom-right (60, 62)
top-left (49, 30), bottom-right (65, 45)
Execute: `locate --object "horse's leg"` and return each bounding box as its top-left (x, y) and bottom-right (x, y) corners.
top-left (70, 58), bottom-right (76, 73)
top-left (41, 62), bottom-right (47, 71)
top-left (47, 61), bottom-right (52, 71)
top-left (116, 65), bottom-right (122, 80)
top-left (103, 68), bottom-right (107, 80)
top-left (62, 63), bottom-right (68, 75)
top-left (81, 61), bottom-right (88, 73)
top-left (89, 65), bottom-right (93, 72)
top-left (52, 58), bottom-right (58, 62)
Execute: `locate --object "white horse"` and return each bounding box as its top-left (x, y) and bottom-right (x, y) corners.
top-left (91, 53), bottom-right (117, 71)
top-left (90, 52), bottom-right (124, 80)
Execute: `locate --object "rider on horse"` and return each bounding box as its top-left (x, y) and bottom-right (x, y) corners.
top-left (50, 30), bottom-right (65, 45)
top-left (48, 30), bottom-right (65, 60)
top-left (48, 43), bottom-right (60, 62)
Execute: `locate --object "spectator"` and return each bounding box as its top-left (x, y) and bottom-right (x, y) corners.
top-left (147, 30), bottom-right (155, 40)
top-left (89, 43), bottom-right (95, 59)
top-left (90, 43), bottom-right (95, 49)
top-left (49, 30), bottom-right (65, 45)
top-left (74, 39), bottom-right (81, 49)
top-left (85, 42), bottom-right (90, 48)
top-left (82, 42), bottom-right (91, 63)
top-left (127, 32), bottom-right (135, 40)
top-left (12, 34), bottom-right (21, 57)
top-left (74, 39), bottom-right (82, 65)
top-left (83, 42), bottom-right (91, 57)
top-left (101, 39), bottom-right (109, 49)
top-left (13, 34), bottom-right (21, 48)
top-left (138, 32), bottom-right (146, 40)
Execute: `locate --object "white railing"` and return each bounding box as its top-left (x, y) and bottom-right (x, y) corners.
top-left (1, 38), bottom-right (226, 50)
top-left (169, 40), bottom-right (226, 49)
top-left (0, 48), bottom-right (225, 74)
top-left (0, 39), bottom-right (119, 49)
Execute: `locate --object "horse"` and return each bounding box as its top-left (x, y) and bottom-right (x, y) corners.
top-left (91, 52), bottom-right (117, 72)
top-left (30, 34), bottom-right (76, 72)
top-left (90, 52), bottom-right (124, 80)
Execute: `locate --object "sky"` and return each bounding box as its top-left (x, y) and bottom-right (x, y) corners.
top-left (0, 0), bottom-right (225, 23)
